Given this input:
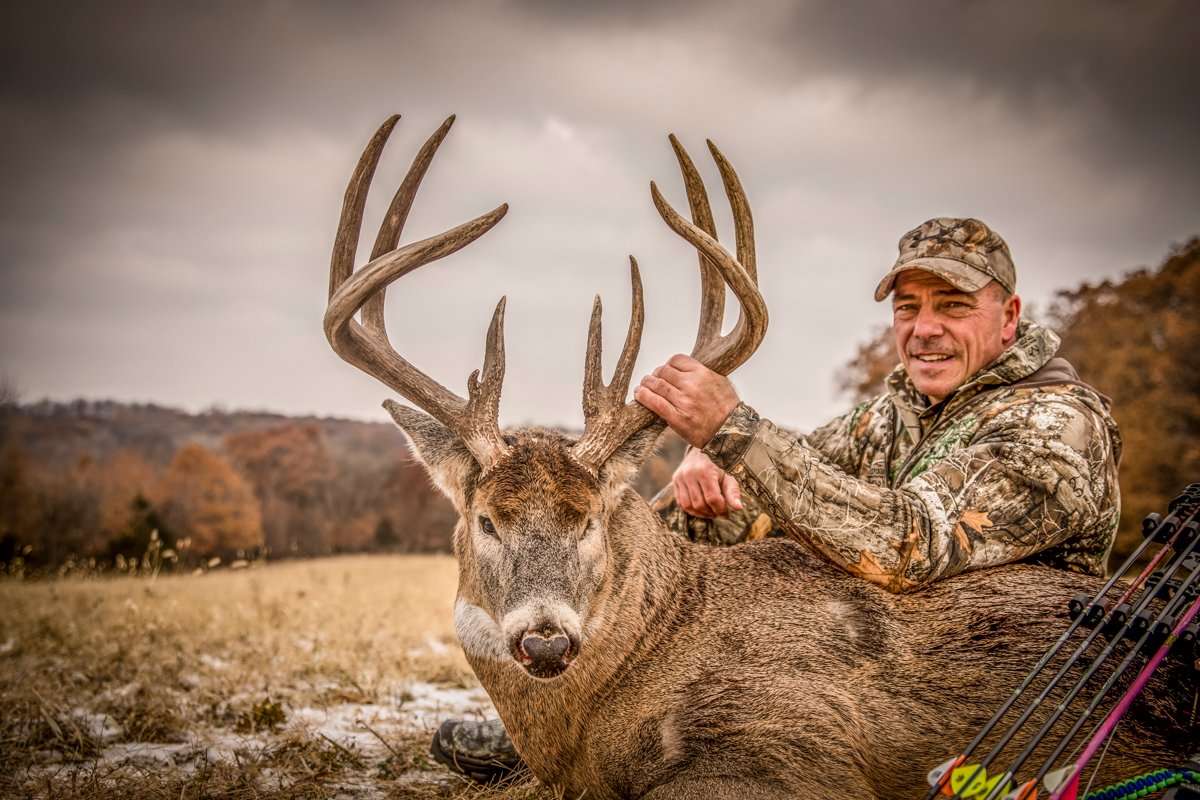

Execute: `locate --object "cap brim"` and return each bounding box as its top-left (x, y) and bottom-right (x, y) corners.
top-left (874, 257), bottom-right (994, 302)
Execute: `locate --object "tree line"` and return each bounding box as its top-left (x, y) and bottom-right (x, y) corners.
top-left (0, 411), bottom-right (459, 571)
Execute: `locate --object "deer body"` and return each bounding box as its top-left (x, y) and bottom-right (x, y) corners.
top-left (323, 116), bottom-right (1191, 799)
top-left (439, 435), bottom-right (1189, 799)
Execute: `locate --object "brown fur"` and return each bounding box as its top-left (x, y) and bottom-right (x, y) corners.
top-left (392, 411), bottom-right (1195, 800)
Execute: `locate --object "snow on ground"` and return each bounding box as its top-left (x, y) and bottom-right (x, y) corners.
top-left (82, 680), bottom-right (497, 782)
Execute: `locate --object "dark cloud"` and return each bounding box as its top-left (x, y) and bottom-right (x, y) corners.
top-left (777, 1), bottom-right (1199, 161)
top-left (0, 1), bottom-right (1196, 428)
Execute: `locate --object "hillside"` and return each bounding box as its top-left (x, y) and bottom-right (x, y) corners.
top-left (0, 400), bottom-right (685, 569)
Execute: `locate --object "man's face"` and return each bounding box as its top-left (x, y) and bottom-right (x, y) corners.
top-left (891, 270), bottom-right (1021, 403)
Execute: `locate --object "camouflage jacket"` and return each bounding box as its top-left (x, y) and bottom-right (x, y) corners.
top-left (687, 320), bottom-right (1122, 592)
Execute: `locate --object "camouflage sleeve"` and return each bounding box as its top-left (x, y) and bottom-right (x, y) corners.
top-left (654, 403), bottom-right (870, 547)
top-left (706, 402), bottom-right (871, 475)
top-left (702, 399), bottom-right (1119, 592)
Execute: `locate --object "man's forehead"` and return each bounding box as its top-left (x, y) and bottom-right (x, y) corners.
top-left (892, 270), bottom-right (979, 298)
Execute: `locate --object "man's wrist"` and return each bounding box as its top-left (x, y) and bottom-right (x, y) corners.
top-left (701, 402), bottom-right (761, 471)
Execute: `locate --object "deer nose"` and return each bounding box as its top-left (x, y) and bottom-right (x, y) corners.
top-left (515, 631), bottom-right (576, 678)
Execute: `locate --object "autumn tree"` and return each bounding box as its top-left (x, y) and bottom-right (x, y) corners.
top-left (836, 324), bottom-right (899, 404)
top-left (155, 443), bottom-right (263, 557)
top-left (0, 442), bottom-right (36, 563)
top-left (1049, 238), bottom-right (1200, 558)
top-left (224, 423), bottom-right (335, 555)
top-left (104, 493), bottom-right (173, 561)
top-left (93, 449), bottom-right (159, 548)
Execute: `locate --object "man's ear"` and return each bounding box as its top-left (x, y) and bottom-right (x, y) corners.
top-left (384, 400), bottom-right (478, 509)
top-left (597, 426), bottom-right (663, 504)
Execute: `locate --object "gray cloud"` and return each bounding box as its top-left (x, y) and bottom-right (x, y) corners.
top-left (1, 1), bottom-right (1196, 430)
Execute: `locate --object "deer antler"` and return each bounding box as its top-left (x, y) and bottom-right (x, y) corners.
top-left (325, 114), bottom-right (511, 471)
top-left (570, 136), bottom-right (768, 471)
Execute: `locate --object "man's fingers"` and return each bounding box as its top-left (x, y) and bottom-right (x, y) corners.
top-left (722, 473), bottom-right (743, 511)
top-left (700, 472), bottom-right (726, 516)
top-left (668, 353), bottom-right (702, 371)
top-left (676, 478), bottom-right (713, 518)
top-left (674, 478), bottom-right (695, 515)
top-left (634, 385), bottom-right (677, 422)
top-left (638, 375), bottom-right (687, 409)
top-left (651, 364), bottom-right (688, 387)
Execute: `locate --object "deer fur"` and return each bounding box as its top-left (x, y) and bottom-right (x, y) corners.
top-left (392, 407), bottom-right (1195, 800)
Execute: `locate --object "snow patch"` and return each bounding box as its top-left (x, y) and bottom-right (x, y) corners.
top-left (400, 681), bottom-right (495, 729)
top-left (199, 653), bottom-right (231, 670)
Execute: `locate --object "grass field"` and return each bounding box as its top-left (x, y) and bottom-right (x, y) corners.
top-left (0, 555), bottom-right (557, 799)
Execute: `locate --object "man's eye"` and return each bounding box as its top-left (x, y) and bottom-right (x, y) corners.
top-left (478, 516), bottom-right (498, 537)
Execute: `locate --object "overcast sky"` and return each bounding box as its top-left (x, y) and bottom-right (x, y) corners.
top-left (1, 1), bottom-right (1196, 431)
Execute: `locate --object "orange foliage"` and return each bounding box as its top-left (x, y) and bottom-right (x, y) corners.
top-left (155, 443), bottom-right (263, 556)
top-left (94, 449), bottom-right (157, 543)
top-left (224, 423), bottom-right (334, 555)
top-left (1050, 238), bottom-right (1200, 557)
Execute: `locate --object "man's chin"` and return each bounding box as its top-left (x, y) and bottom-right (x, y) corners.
top-left (909, 367), bottom-right (963, 401)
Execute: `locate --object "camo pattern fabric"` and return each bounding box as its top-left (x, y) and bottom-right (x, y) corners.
top-left (677, 320), bottom-right (1121, 592)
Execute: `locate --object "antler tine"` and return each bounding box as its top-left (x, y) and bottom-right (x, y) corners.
top-left (325, 115), bottom-right (511, 471)
top-left (572, 138), bottom-right (766, 471)
top-left (707, 139), bottom-right (757, 285)
top-left (360, 114), bottom-right (457, 336)
top-left (330, 114), bottom-right (400, 302)
top-left (460, 297), bottom-right (509, 463)
top-left (581, 258), bottom-right (645, 420)
top-left (667, 135), bottom-right (725, 355)
top-left (650, 148), bottom-right (766, 375)
top-left (574, 259), bottom-right (655, 471)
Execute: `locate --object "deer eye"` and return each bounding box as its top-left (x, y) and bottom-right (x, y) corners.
top-left (478, 516), bottom-right (498, 537)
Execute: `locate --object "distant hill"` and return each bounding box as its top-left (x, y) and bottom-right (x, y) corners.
top-left (7, 399), bottom-right (409, 473)
top-left (0, 400), bottom-right (684, 569)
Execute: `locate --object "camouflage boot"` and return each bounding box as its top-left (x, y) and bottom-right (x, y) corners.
top-left (430, 717), bottom-right (523, 783)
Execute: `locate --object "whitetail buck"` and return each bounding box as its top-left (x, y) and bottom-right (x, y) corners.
top-left (324, 115), bottom-right (1193, 799)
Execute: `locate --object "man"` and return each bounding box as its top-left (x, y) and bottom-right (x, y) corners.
top-left (638, 216), bottom-right (1121, 589)
top-left (432, 217), bottom-right (1122, 778)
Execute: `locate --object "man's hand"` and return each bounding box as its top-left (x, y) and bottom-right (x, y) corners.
top-left (633, 354), bottom-right (739, 447)
top-left (672, 448), bottom-right (743, 518)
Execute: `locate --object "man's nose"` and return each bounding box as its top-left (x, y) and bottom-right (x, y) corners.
top-left (912, 305), bottom-right (944, 339)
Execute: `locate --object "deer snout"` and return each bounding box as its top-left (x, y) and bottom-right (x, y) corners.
top-left (515, 630), bottom-right (576, 678)
top-left (502, 604), bottom-right (582, 679)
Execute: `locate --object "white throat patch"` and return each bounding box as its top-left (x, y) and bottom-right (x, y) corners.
top-left (454, 598), bottom-right (509, 662)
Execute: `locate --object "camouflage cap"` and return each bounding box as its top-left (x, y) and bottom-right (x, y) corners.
top-left (874, 217), bottom-right (1016, 302)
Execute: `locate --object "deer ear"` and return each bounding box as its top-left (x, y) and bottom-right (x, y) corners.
top-left (384, 400), bottom-right (478, 508)
top-left (597, 426), bottom-right (663, 498)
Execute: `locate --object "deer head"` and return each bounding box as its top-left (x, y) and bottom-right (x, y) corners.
top-left (325, 114), bottom-right (766, 680)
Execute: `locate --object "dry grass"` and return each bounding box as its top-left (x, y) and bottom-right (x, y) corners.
top-left (0, 555), bottom-right (558, 799)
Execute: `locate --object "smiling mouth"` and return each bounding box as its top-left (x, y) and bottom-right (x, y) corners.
top-left (913, 353), bottom-right (954, 363)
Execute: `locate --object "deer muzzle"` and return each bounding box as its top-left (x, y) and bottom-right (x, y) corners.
top-left (502, 604), bottom-right (582, 679)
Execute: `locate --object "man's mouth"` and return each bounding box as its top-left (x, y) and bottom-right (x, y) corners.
top-left (912, 353), bottom-right (954, 363)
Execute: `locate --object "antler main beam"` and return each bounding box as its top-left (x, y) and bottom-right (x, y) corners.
top-left (570, 137), bottom-right (768, 471)
top-left (325, 115), bottom-right (511, 471)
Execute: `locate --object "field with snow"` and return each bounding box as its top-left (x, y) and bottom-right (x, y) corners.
top-left (0, 555), bottom-right (554, 799)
